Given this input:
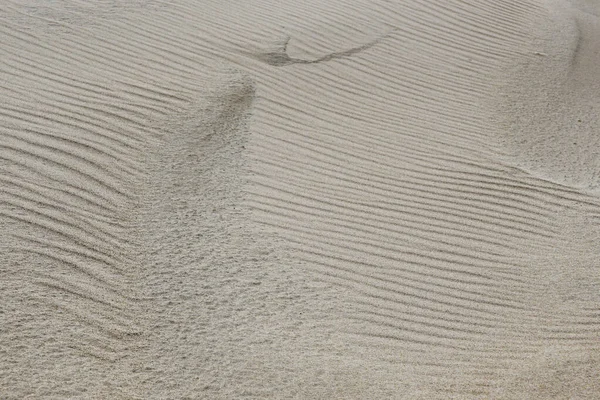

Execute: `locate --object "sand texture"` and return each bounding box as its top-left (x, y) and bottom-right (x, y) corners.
top-left (2, 0), bottom-right (600, 398)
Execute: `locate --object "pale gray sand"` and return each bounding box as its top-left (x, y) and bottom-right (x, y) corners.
top-left (1, 0), bottom-right (600, 398)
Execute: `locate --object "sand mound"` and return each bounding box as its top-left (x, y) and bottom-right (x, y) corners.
top-left (1, 0), bottom-right (600, 398)
top-left (494, 0), bottom-right (600, 195)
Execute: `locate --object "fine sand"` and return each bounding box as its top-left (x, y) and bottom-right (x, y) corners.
top-left (2, 0), bottom-right (600, 398)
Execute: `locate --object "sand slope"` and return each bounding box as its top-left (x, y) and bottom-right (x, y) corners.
top-left (1, 0), bottom-right (600, 398)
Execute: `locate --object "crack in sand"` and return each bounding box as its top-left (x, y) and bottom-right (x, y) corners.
top-left (251, 30), bottom-right (395, 66)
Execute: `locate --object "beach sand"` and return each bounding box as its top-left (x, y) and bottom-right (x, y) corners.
top-left (1, 0), bottom-right (600, 398)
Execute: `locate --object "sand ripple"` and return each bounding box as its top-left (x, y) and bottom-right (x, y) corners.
top-left (1, 0), bottom-right (599, 398)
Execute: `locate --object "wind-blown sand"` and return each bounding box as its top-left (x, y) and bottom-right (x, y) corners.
top-left (1, 0), bottom-right (600, 398)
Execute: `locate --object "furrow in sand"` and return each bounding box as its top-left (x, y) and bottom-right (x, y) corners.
top-left (32, 274), bottom-right (130, 312)
top-left (0, 143), bottom-right (132, 202)
top-left (0, 100), bottom-right (147, 145)
top-left (251, 103), bottom-right (495, 165)
top-left (305, 246), bottom-right (527, 308)
top-left (250, 109), bottom-right (580, 203)
top-left (14, 235), bottom-right (127, 277)
top-left (260, 172), bottom-right (558, 237)
top-left (17, 246), bottom-right (133, 297)
top-left (250, 136), bottom-right (568, 211)
top-left (2, 132), bottom-right (135, 189)
top-left (286, 235), bottom-right (529, 289)
top-left (303, 259), bottom-right (524, 324)
top-left (1, 209), bottom-right (127, 265)
top-left (352, 298), bottom-right (526, 332)
top-left (0, 50), bottom-right (114, 97)
top-left (1, 192), bottom-right (127, 249)
top-left (248, 192), bottom-right (535, 256)
top-left (9, 127), bottom-right (141, 176)
top-left (41, 297), bottom-right (142, 339)
top-left (256, 91), bottom-right (491, 149)
top-left (1, 165), bottom-right (118, 215)
top-left (0, 105), bottom-right (144, 152)
top-left (2, 184), bottom-right (125, 232)
top-left (248, 175), bottom-right (556, 248)
top-left (0, 21), bottom-right (164, 84)
top-left (249, 164), bottom-right (558, 240)
top-left (258, 215), bottom-right (526, 285)
top-left (252, 158), bottom-right (559, 229)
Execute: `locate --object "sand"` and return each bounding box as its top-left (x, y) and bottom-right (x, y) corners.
top-left (1, 0), bottom-right (600, 398)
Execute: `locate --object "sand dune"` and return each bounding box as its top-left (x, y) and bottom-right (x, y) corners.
top-left (1, 0), bottom-right (600, 398)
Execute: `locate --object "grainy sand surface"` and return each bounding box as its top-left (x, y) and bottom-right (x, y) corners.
top-left (1, 0), bottom-right (600, 398)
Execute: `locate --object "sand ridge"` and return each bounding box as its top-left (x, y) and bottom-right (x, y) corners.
top-left (1, 0), bottom-right (600, 398)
